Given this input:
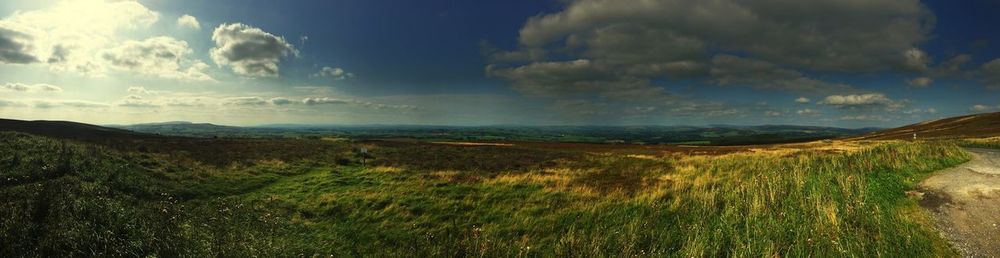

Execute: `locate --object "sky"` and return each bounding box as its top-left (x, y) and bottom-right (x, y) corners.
top-left (0, 0), bottom-right (999, 127)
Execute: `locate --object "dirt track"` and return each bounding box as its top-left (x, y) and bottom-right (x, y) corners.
top-left (918, 148), bottom-right (1000, 257)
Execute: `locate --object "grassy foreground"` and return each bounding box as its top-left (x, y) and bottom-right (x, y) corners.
top-left (0, 132), bottom-right (970, 256)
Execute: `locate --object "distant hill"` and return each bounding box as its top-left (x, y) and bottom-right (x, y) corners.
top-left (0, 118), bottom-right (881, 145)
top-left (117, 122), bottom-right (875, 145)
top-left (0, 118), bottom-right (156, 141)
top-left (853, 112), bottom-right (1000, 140)
top-left (111, 121), bottom-right (248, 138)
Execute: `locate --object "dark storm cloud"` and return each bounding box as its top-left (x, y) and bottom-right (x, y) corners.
top-left (513, 0), bottom-right (932, 72)
top-left (710, 55), bottom-right (857, 95)
top-left (487, 0), bottom-right (933, 122)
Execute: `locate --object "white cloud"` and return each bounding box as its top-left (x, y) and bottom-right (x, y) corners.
top-left (302, 97), bottom-right (350, 105)
top-left (312, 66), bottom-right (355, 80)
top-left (796, 108), bottom-right (819, 115)
top-left (116, 94), bottom-right (159, 108)
top-left (210, 23), bottom-right (298, 77)
top-left (177, 15), bottom-right (200, 30)
top-left (221, 96), bottom-right (268, 106)
top-left (0, 0), bottom-right (160, 75)
top-left (100, 36), bottom-right (213, 81)
top-left (903, 108), bottom-right (937, 114)
top-left (301, 97), bottom-right (419, 111)
top-left (127, 86), bottom-right (151, 95)
top-left (270, 97), bottom-right (293, 105)
top-left (794, 97), bottom-right (810, 104)
top-left (971, 104), bottom-right (999, 113)
top-left (840, 115), bottom-right (888, 121)
top-left (907, 77), bottom-right (933, 88)
top-left (1, 82), bottom-right (62, 92)
top-left (901, 48), bottom-right (930, 72)
top-left (820, 93), bottom-right (895, 106)
top-left (34, 99), bottom-right (109, 109)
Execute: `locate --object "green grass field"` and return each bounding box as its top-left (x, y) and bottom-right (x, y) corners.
top-left (0, 132), bottom-right (971, 256)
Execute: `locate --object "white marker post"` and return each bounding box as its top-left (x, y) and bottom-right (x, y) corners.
top-left (359, 147), bottom-right (368, 166)
top-left (913, 133), bottom-right (917, 141)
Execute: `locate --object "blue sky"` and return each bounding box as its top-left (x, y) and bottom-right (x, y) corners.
top-left (0, 0), bottom-right (998, 127)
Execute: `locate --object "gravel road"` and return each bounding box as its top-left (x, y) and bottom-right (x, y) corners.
top-left (918, 148), bottom-right (1000, 257)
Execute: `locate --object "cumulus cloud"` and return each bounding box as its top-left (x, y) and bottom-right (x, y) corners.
top-left (0, 0), bottom-right (160, 75)
top-left (794, 97), bottom-right (810, 104)
top-left (901, 48), bottom-right (931, 72)
top-left (1, 82), bottom-right (62, 92)
top-left (177, 15), bottom-right (200, 30)
top-left (485, 0), bottom-right (934, 120)
top-left (210, 23), bottom-right (298, 77)
top-left (821, 94), bottom-right (894, 106)
top-left (820, 93), bottom-right (906, 112)
top-left (116, 94), bottom-right (159, 108)
top-left (311, 66), bottom-right (355, 80)
top-left (512, 0), bottom-right (931, 72)
top-left (101, 36), bottom-right (213, 81)
top-left (127, 86), bottom-right (150, 95)
top-left (907, 77), bottom-right (933, 88)
top-left (0, 27), bottom-right (39, 64)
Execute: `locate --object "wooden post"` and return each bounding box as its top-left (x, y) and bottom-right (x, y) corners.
top-left (359, 147), bottom-right (368, 166)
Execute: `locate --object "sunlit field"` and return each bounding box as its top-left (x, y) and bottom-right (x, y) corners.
top-left (0, 132), bottom-right (970, 256)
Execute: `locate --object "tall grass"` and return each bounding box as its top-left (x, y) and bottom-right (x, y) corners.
top-left (951, 136), bottom-right (1000, 149)
top-left (0, 132), bottom-right (970, 256)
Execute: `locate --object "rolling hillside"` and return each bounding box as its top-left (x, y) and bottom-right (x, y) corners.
top-left (852, 112), bottom-right (1000, 140)
top-left (0, 118), bottom-right (157, 141)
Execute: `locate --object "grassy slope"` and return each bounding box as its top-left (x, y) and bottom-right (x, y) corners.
top-left (0, 132), bottom-right (969, 256)
top-left (953, 136), bottom-right (1000, 149)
